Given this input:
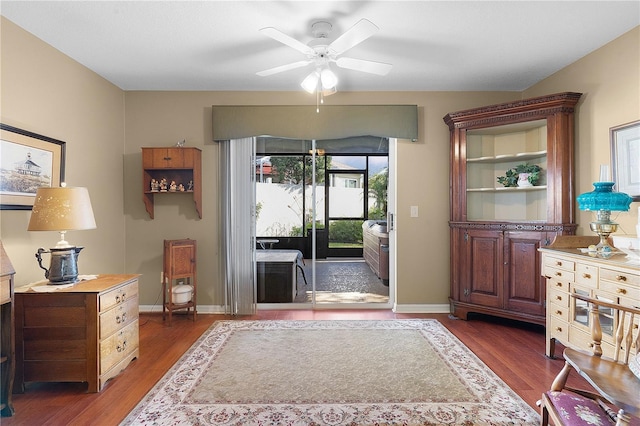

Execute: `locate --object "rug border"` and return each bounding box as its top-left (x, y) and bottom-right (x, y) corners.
top-left (122, 319), bottom-right (540, 425)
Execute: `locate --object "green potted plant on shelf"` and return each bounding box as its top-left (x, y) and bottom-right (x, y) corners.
top-left (497, 163), bottom-right (542, 187)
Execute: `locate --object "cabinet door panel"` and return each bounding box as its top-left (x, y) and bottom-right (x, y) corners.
top-left (465, 229), bottom-right (503, 308)
top-left (504, 231), bottom-right (545, 316)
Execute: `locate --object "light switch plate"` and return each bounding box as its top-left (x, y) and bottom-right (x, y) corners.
top-left (410, 206), bottom-right (419, 217)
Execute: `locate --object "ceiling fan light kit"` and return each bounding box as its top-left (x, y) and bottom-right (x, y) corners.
top-left (257, 18), bottom-right (392, 110)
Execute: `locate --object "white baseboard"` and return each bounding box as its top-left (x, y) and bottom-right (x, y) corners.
top-left (139, 305), bottom-right (226, 314)
top-left (393, 303), bottom-right (450, 313)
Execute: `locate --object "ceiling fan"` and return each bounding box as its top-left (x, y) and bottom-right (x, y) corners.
top-left (256, 19), bottom-right (393, 95)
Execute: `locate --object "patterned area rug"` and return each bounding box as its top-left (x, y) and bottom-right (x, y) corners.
top-left (122, 320), bottom-right (539, 425)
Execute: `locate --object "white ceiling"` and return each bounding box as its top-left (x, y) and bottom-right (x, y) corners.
top-left (1, 1), bottom-right (638, 92)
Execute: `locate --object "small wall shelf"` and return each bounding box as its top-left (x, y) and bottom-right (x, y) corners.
top-left (142, 147), bottom-right (202, 219)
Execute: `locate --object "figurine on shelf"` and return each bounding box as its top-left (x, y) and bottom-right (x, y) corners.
top-left (187, 180), bottom-right (194, 191)
top-left (160, 178), bottom-right (168, 192)
top-left (169, 180), bottom-right (177, 192)
top-left (150, 179), bottom-right (159, 192)
top-left (178, 183), bottom-right (185, 192)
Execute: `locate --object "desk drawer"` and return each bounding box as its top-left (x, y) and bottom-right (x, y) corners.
top-left (544, 255), bottom-right (575, 272)
top-left (575, 263), bottom-right (598, 288)
top-left (549, 316), bottom-right (569, 343)
top-left (598, 280), bottom-right (639, 303)
top-left (544, 266), bottom-right (575, 283)
top-left (99, 280), bottom-right (138, 313)
top-left (547, 277), bottom-right (570, 293)
top-left (600, 267), bottom-right (639, 287)
top-left (549, 301), bottom-right (570, 323)
top-left (549, 286), bottom-right (570, 308)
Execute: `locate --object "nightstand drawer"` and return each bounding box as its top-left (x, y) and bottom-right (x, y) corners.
top-left (1, 276), bottom-right (10, 304)
top-left (99, 279), bottom-right (138, 313)
top-left (100, 297), bottom-right (139, 339)
top-left (100, 319), bottom-right (138, 375)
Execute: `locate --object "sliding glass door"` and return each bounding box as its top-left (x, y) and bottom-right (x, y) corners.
top-left (254, 136), bottom-right (392, 307)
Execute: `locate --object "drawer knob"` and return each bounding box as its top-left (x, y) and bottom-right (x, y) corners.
top-left (556, 296), bottom-right (562, 301)
top-left (555, 272), bottom-right (562, 277)
top-left (555, 310), bottom-right (562, 315)
top-left (616, 275), bottom-right (627, 282)
top-left (555, 327), bottom-right (562, 332)
top-left (616, 288), bottom-right (627, 295)
top-left (582, 273), bottom-right (591, 279)
top-left (116, 313), bottom-right (127, 324)
top-left (556, 282), bottom-right (563, 287)
top-left (555, 261), bottom-right (562, 266)
top-left (116, 295), bottom-right (121, 303)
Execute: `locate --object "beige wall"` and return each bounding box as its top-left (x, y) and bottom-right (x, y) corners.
top-left (524, 26), bottom-right (640, 237)
top-left (1, 17), bottom-right (126, 285)
top-left (124, 91), bottom-right (516, 308)
top-left (2, 14), bottom-right (638, 309)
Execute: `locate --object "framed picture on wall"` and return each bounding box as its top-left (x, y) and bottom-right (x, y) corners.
top-left (0, 124), bottom-right (66, 210)
top-left (610, 120), bottom-right (640, 201)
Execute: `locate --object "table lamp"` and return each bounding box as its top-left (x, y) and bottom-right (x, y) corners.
top-left (577, 165), bottom-right (632, 252)
top-left (27, 185), bottom-right (96, 284)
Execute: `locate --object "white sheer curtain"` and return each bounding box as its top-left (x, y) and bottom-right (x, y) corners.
top-left (219, 138), bottom-right (256, 315)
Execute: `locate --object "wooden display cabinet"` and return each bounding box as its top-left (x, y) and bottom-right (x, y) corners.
top-left (163, 239), bottom-right (197, 325)
top-left (142, 147), bottom-right (202, 219)
top-left (443, 92), bottom-right (581, 325)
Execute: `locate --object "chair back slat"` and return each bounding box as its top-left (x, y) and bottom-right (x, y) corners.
top-left (574, 293), bottom-right (640, 364)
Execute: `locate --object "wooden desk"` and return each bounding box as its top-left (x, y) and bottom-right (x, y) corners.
top-left (539, 236), bottom-right (639, 359)
top-left (257, 251), bottom-right (298, 303)
top-left (14, 274), bottom-right (140, 392)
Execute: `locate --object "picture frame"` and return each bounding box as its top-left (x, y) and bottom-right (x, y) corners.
top-left (610, 120), bottom-right (640, 201)
top-left (0, 124), bottom-right (66, 210)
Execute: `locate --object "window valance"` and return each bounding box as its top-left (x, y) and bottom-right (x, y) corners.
top-left (211, 105), bottom-right (418, 141)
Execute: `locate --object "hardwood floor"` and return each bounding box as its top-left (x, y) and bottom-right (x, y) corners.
top-left (3, 310), bottom-right (589, 425)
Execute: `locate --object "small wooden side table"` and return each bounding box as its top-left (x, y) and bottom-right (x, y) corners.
top-left (163, 239), bottom-right (197, 325)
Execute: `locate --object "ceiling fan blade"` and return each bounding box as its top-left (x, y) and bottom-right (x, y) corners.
top-left (256, 60), bottom-right (312, 77)
top-left (328, 18), bottom-right (378, 56)
top-left (336, 57), bottom-right (393, 76)
top-left (259, 27), bottom-right (315, 55)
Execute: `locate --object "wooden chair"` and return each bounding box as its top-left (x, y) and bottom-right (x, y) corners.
top-left (539, 293), bottom-right (640, 426)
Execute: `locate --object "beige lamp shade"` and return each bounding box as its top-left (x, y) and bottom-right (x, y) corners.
top-left (27, 186), bottom-right (96, 247)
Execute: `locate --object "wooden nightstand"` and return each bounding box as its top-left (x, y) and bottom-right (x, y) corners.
top-left (0, 242), bottom-right (16, 416)
top-left (14, 274), bottom-right (140, 392)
